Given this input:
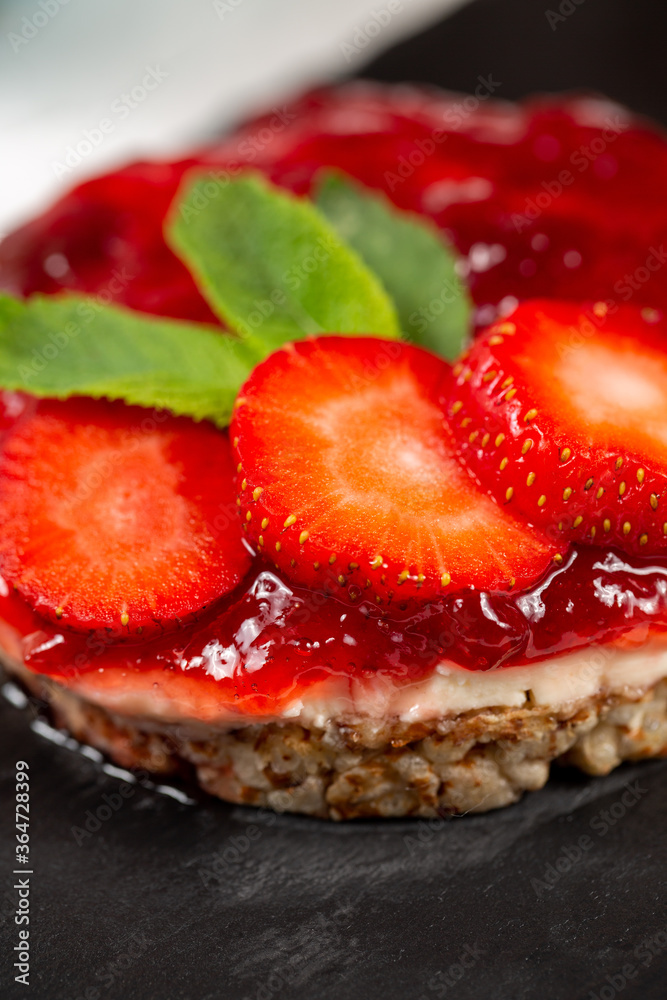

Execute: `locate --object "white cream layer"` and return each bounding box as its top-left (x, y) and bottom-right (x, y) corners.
top-left (17, 637), bottom-right (667, 731)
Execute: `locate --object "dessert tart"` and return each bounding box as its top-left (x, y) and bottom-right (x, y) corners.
top-left (0, 83), bottom-right (666, 819)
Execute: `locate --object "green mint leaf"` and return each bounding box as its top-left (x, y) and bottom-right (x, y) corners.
top-left (315, 172), bottom-right (473, 360)
top-left (166, 172), bottom-right (400, 345)
top-left (0, 295), bottom-right (259, 427)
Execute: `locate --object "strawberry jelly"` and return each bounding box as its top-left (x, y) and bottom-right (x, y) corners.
top-left (3, 545), bottom-right (667, 715)
top-left (3, 85), bottom-right (667, 714)
top-left (1, 86), bottom-right (667, 328)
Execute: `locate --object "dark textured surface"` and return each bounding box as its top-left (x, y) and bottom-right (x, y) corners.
top-left (1, 690), bottom-right (666, 1000)
top-left (2, 1), bottom-right (667, 997)
top-left (364, 0), bottom-right (667, 126)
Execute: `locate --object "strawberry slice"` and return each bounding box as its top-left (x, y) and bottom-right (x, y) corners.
top-left (443, 300), bottom-right (667, 554)
top-left (231, 337), bottom-right (563, 604)
top-left (0, 398), bottom-right (251, 636)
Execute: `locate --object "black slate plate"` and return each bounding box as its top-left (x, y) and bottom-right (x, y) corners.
top-left (1, 684), bottom-right (666, 1000)
top-left (2, 1), bottom-right (667, 997)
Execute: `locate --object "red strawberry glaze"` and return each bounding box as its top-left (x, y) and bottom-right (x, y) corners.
top-left (2, 85), bottom-right (667, 328)
top-left (2, 85), bottom-right (667, 717)
top-left (1, 543), bottom-right (667, 718)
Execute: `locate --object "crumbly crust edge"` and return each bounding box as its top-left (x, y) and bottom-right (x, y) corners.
top-left (5, 659), bottom-right (667, 819)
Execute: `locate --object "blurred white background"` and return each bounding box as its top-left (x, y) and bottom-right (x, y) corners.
top-left (0, 0), bottom-right (468, 232)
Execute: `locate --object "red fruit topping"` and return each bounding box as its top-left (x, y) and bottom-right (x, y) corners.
top-left (0, 398), bottom-right (251, 636)
top-left (8, 547), bottom-right (667, 722)
top-left (444, 300), bottom-right (667, 554)
top-left (0, 161), bottom-right (217, 325)
top-left (2, 88), bottom-right (667, 327)
top-left (0, 391), bottom-right (34, 440)
top-left (231, 337), bottom-right (563, 604)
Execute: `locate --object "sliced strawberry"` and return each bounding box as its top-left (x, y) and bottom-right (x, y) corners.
top-left (231, 337), bottom-right (563, 604)
top-left (443, 300), bottom-right (667, 554)
top-left (0, 398), bottom-right (251, 636)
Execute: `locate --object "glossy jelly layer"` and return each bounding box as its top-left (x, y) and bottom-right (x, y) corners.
top-left (1, 86), bottom-right (667, 328)
top-left (0, 544), bottom-right (665, 716)
top-left (2, 86), bottom-right (667, 717)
